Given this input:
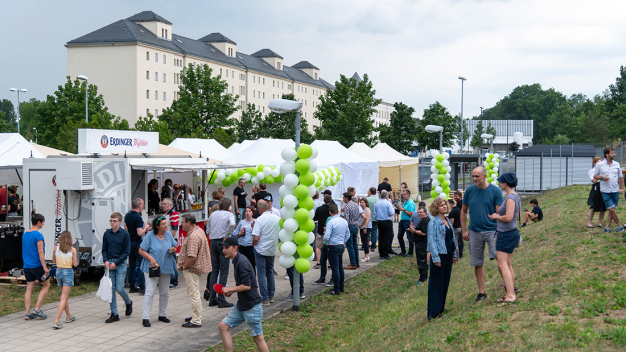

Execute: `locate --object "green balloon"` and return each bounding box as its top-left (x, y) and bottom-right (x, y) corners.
top-left (298, 197), bottom-right (315, 211)
top-left (238, 169), bottom-right (245, 176)
top-left (299, 172), bottom-right (315, 186)
top-left (266, 175), bottom-right (275, 184)
top-left (280, 198), bottom-right (284, 207)
top-left (443, 187), bottom-right (451, 194)
top-left (495, 159), bottom-right (499, 163)
top-left (294, 185), bottom-right (309, 200)
top-left (294, 230), bottom-right (308, 245)
top-left (430, 190), bottom-right (438, 198)
top-left (487, 177), bottom-right (493, 183)
top-left (295, 208), bottom-right (310, 224)
top-left (294, 258), bottom-right (310, 273)
top-left (250, 168), bottom-right (258, 176)
top-left (300, 219), bottom-right (315, 233)
top-left (442, 180), bottom-right (450, 188)
top-left (295, 159), bottom-right (310, 174)
top-left (437, 174), bottom-right (445, 182)
top-left (435, 154), bottom-right (444, 162)
top-left (435, 161), bottom-right (443, 169)
top-left (297, 244), bottom-right (313, 259)
top-left (489, 162), bottom-right (495, 168)
top-left (485, 165), bottom-right (491, 171)
top-left (440, 167), bottom-right (447, 174)
top-left (297, 144), bottom-right (313, 159)
top-left (279, 218), bottom-right (285, 229)
top-left (258, 164), bottom-right (265, 172)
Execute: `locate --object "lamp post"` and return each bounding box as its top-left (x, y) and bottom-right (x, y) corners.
top-left (268, 98), bottom-right (303, 311)
top-left (425, 125), bottom-right (444, 153)
top-left (9, 88), bottom-right (27, 134)
top-left (77, 75), bottom-right (88, 124)
top-left (33, 127), bottom-right (37, 144)
top-left (481, 133), bottom-right (494, 161)
top-left (458, 76), bottom-right (466, 153)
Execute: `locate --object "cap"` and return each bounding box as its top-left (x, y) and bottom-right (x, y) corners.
top-left (264, 194), bottom-right (273, 202)
top-left (222, 237), bottom-right (239, 248)
top-left (496, 172), bottom-right (518, 186)
top-left (322, 190), bottom-right (332, 195)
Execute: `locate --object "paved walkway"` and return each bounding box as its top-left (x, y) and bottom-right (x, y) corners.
top-left (0, 228), bottom-right (405, 352)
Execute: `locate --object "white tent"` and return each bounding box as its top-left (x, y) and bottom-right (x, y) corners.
top-left (222, 138), bottom-right (295, 166)
top-left (228, 142), bottom-right (239, 150)
top-left (228, 140), bottom-right (256, 154)
top-left (0, 134), bottom-right (68, 184)
top-left (169, 138), bottom-right (234, 161)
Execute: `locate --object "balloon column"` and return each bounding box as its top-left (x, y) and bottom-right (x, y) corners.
top-left (208, 165), bottom-right (282, 187)
top-left (429, 151), bottom-right (451, 200)
top-left (277, 144), bottom-right (318, 274)
top-left (485, 153), bottom-right (500, 185)
top-left (313, 166), bottom-right (342, 190)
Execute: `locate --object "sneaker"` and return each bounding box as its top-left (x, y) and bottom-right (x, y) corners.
top-left (269, 296), bottom-right (274, 303)
top-left (138, 289), bottom-right (145, 296)
top-left (312, 278), bottom-right (326, 285)
top-left (326, 289), bottom-right (340, 295)
top-left (129, 287), bottom-right (139, 293)
top-left (65, 315), bottom-right (76, 323)
top-left (474, 293), bottom-right (488, 303)
top-left (284, 294), bottom-right (294, 301)
top-left (300, 294), bottom-right (306, 300)
top-left (262, 300), bottom-right (270, 306)
top-left (415, 281), bottom-right (422, 286)
top-left (325, 280), bottom-right (334, 287)
top-left (617, 227), bottom-right (625, 233)
top-left (53, 321), bottom-right (63, 329)
top-left (273, 270), bottom-right (278, 276)
top-left (125, 301), bottom-right (133, 316)
top-left (313, 263), bottom-right (321, 269)
top-left (218, 302), bottom-right (234, 309)
top-left (521, 223), bottom-right (527, 228)
top-left (605, 228), bottom-right (612, 233)
top-left (169, 284), bottom-right (178, 289)
top-left (105, 314), bottom-right (120, 323)
top-left (284, 275), bottom-right (289, 280)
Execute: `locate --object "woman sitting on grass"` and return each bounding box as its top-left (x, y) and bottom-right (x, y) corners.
top-left (488, 173), bottom-right (521, 305)
top-left (52, 231), bottom-right (78, 329)
top-left (426, 197), bottom-right (457, 320)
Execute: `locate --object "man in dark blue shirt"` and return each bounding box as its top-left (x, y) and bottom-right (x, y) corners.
top-left (522, 199), bottom-right (543, 227)
top-left (103, 212), bottom-right (133, 323)
top-left (124, 198), bottom-right (150, 293)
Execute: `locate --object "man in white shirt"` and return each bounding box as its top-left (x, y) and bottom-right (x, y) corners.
top-left (252, 200), bottom-right (280, 305)
top-left (592, 147), bottom-right (624, 233)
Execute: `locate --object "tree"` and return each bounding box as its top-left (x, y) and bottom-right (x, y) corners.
top-left (415, 102), bottom-right (457, 151)
top-left (551, 134), bottom-right (570, 145)
top-left (508, 141), bottom-right (520, 152)
top-left (470, 120), bottom-right (485, 151)
top-left (135, 113), bottom-right (174, 145)
top-left (454, 116), bottom-right (470, 152)
top-left (18, 98), bottom-right (41, 141)
top-left (0, 99), bottom-right (16, 125)
top-left (314, 74), bottom-right (381, 147)
top-left (235, 103), bottom-right (262, 142)
top-left (378, 102), bottom-right (417, 155)
top-left (212, 128), bottom-right (232, 148)
top-left (34, 77), bottom-right (129, 152)
top-left (607, 65), bottom-right (626, 112)
top-left (161, 63), bottom-right (239, 139)
top-left (258, 94), bottom-right (314, 144)
top-left (0, 111), bottom-right (13, 133)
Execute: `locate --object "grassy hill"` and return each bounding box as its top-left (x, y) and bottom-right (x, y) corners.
top-left (210, 185), bottom-right (626, 351)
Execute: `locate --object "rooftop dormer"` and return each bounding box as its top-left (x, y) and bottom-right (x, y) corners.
top-left (251, 49), bottom-right (284, 70)
top-left (127, 11), bottom-right (172, 40)
top-left (199, 33), bottom-right (237, 57)
top-left (293, 61), bottom-right (320, 80)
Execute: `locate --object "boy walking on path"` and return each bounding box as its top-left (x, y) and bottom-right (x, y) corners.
top-left (22, 213), bottom-right (51, 320)
top-left (102, 212), bottom-right (133, 323)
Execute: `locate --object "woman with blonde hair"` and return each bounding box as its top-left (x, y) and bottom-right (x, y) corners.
top-left (52, 231), bottom-right (78, 329)
top-left (426, 197), bottom-right (457, 320)
top-left (587, 156), bottom-right (606, 228)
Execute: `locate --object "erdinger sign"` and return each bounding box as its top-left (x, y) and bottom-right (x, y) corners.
top-left (78, 129), bottom-right (159, 154)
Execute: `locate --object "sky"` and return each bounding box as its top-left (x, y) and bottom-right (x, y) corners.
top-left (1, 0), bottom-right (625, 120)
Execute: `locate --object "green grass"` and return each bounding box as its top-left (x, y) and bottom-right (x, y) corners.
top-left (208, 185), bottom-right (626, 351)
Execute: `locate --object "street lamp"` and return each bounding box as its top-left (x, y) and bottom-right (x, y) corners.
top-left (9, 88), bottom-right (27, 134)
top-left (267, 98), bottom-right (303, 311)
top-left (77, 75), bottom-right (88, 124)
top-left (33, 127), bottom-right (37, 144)
top-left (458, 76), bottom-right (467, 153)
top-left (425, 124), bottom-right (444, 153)
top-left (481, 133), bottom-right (494, 159)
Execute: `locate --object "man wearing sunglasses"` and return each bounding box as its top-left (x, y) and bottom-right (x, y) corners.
top-left (102, 212), bottom-right (133, 323)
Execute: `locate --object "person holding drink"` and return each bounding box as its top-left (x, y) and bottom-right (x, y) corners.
top-left (233, 206), bottom-right (256, 270)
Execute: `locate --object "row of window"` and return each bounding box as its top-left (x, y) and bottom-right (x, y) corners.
top-left (146, 71), bottom-right (167, 82)
top-left (146, 51), bottom-right (187, 68)
top-left (161, 28), bottom-right (168, 39)
top-left (147, 90), bottom-right (167, 101)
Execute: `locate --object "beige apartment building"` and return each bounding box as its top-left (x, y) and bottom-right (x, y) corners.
top-left (66, 11), bottom-right (393, 131)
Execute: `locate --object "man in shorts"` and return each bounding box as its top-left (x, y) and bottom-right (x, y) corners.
top-left (592, 147), bottom-right (624, 233)
top-left (461, 166), bottom-right (503, 303)
top-left (219, 237), bottom-right (269, 352)
top-left (22, 213), bottom-right (51, 319)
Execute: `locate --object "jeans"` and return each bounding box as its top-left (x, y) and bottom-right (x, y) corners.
top-left (388, 225), bottom-right (395, 253)
top-left (170, 267), bottom-right (179, 287)
top-left (318, 244), bottom-right (329, 281)
top-left (128, 242), bottom-right (145, 290)
top-left (183, 271), bottom-right (202, 325)
top-left (313, 222), bottom-right (319, 260)
top-left (454, 228), bottom-right (464, 259)
top-left (398, 219), bottom-right (414, 255)
top-left (370, 221), bottom-right (378, 248)
top-left (287, 267), bottom-right (304, 295)
top-left (254, 251), bottom-right (275, 301)
top-left (359, 229), bottom-right (370, 254)
top-left (236, 207), bottom-right (245, 224)
top-left (345, 224), bottom-right (359, 266)
top-left (239, 245), bottom-right (256, 272)
top-left (377, 220), bottom-right (393, 258)
top-left (142, 273), bottom-right (171, 320)
top-left (327, 245), bottom-right (345, 292)
top-left (109, 261), bottom-right (131, 315)
top-left (208, 239), bottom-right (230, 304)
top-left (415, 241), bottom-right (428, 282)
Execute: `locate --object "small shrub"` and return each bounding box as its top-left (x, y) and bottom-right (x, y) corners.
top-left (548, 305), bottom-right (561, 316)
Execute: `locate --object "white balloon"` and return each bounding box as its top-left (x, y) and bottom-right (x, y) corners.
top-left (242, 173), bottom-right (251, 182)
top-left (309, 209), bottom-right (315, 220)
top-left (493, 167), bottom-right (499, 173)
top-left (256, 172), bottom-right (265, 180)
top-left (430, 165), bottom-right (438, 173)
top-left (283, 195), bottom-right (298, 209)
top-left (439, 193), bottom-right (447, 199)
top-left (431, 150), bottom-right (439, 156)
top-left (308, 252), bottom-right (316, 261)
top-left (280, 207), bottom-right (295, 219)
top-left (331, 176), bottom-right (338, 184)
top-left (308, 185), bottom-right (317, 198)
top-left (216, 172), bottom-right (226, 181)
top-left (280, 162), bottom-right (296, 176)
top-left (308, 160), bottom-right (318, 173)
top-left (447, 166), bottom-right (452, 172)
top-left (484, 161), bottom-right (490, 167)
top-left (435, 186), bottom-right (443, 194)
top-left (491, 181), bottom-right (498, 185)
top-left (310, 146), bottom-right (318, 159)
top-left (431, 173), bottom-right (438, 180)
top-left (284, 174), bottom-right (299, 188)
top-left (339, 175), bottom-right (343, 180)
top-left (494, 153), bottom-right (500, 159)
top-left (271, 169), bottom-right (280, 178)
top-left (494, 162), bottom-right (500, 167)
top-left (251, 176), bottom-right (258, 184)
top-left (279, 185), bottom-right (293, 198)
top-left (278, 229), bottom-right (294, 242)
top-left (281, 148), bottom-right (297, 162)
top-left (280, 241), bottom-right (297, 256)
top-left (225, 169), bottom-right (233, 176)
top-left (308, 232), bottom-right (315, 245)
top-left (263, 167), bottom-right (271, 176)
top-left (442, 160), bottom-right (450, 167)
top-left (444, 173), bottom-right (451, 180)
top-left (443, 152), bottom-right (450, 160)
top-left (284, 219), bottom-right (299, 233)
top-left (279, 255), bottom-right (296, 268)
top-left (432, 180), bottom-right (440, 187)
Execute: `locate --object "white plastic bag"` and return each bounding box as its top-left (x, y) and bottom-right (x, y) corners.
top-left (95, 268), bottom-right (113, 303)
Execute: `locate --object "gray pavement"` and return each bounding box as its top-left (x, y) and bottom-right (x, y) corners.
top-left (0, 227), bottom-right (405, 352)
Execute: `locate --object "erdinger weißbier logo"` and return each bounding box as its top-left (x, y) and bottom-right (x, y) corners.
top-left (100, 135), bottom-right (148, 149)
top-left (101, 135), bottom-right (109, 148)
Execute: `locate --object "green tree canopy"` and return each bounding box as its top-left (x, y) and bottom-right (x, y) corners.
top-left (18, 98), bottom-right (41, 141)
top-left (415, 102), bottom-right (457, 151)
top-left (378, 102), bottom-right (417, 155)
top-left (314, 74), bottom-right (381, 147)
top-left (134, 113), bottom-right (174, 145)
top-left (235, 103), bottom-right (262, 143)
top-left (161, 63), bottom-right (239, 139)
top-left (607, 65), bottom-right (626, 112)
top-left (0, 99), bottom-right (16, 125)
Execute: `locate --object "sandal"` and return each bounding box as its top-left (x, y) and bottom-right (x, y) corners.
top-left (24, 314), bottom-right (37, 320)
top-left (597, 224), bottom-right (604, 228)
top-left (587, 225), bottom-right (594, 228)
top-left (32, 309), bottom-right (47, 319)
top-left (499, 300), bottom-right (516, 306)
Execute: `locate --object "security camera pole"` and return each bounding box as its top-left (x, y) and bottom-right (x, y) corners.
top-left (268, 98), bottom-right (303, 311)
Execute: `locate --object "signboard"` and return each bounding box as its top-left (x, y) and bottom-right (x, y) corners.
top-left (78, 129), bottom-right (159, 155)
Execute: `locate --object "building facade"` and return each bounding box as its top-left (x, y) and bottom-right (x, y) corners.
top-left (66, 11), bottom-right (393, 132)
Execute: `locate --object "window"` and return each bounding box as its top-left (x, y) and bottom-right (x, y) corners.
top-left (146, 90), bottom-right (149, 98)
top-left (163, 55), bottom-right (166, 64)
top-left (282, 82), bottom-right (284, 89)
top-left (298, 86), bottom-right (300, 92)
top-left (155, 72), bottom-right (158, 81)
top-left (253, 90), bottom-right (256, 98)
top-left (263, 92), bottom-right (265, 99)
top-left (220, 68), bottom-right (222, 76)
top-left (163, 73), bottom-right (166, 82)
top-left (305, 88), bottom-right (307, 94)
top-left (146, 51), bottom-right (149, 60)
top-left (163, 92), bottom-right (166, 101)
top-left (232, 70), bottom-right (234, 78)
top-left (263, 106), bottom-right (265, 113)
top-left (155, 53), bottom-right (158, 62)
top-left (288, 84), bottom-right (291, 90)
top-left (146, 109), bottom-right (149, 116)
top-left (315, 73), bottom-right (318, 79)
top-left (165, 29), bottom-right (168, 38)
top-left (225, 69), bottom-right (228, 77)
top-left (146, 71), bottom-right (149, 79)
top-left (155, 109), bottom-right (158, 118)
top-left (232, 86), bottom-right (234, 94)
top-left (162, 28), bottom-right (164, 37)
top-left (273, 94), bottom-right (275, 99)
top-left (155, 90), bottom-right (158, 100)
top-left (277, 62), bottom-right (281, 70)
top-left (273, 80), bottom-right (275, 87)
top-left (305, 100), bottom-right (307, 106)
top-left (263, 78), bottom-right (265, 85)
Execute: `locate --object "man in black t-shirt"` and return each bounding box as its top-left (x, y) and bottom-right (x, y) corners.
top-left (377, 177), bottom-right (392, 194)
top-left (219, 237), bottom-right (268, 351)
top-left (312, 195), bottom-right (332, 283)
top-left (251, 183), bottom-right (270, 207)
top-left (124, 198), bottom-right (150, 293)
top-left (409, 207), bottom-right (430, 284)
top-left (7, 186), bottom-right (20, 216)
top-left (233, 178), bottom-right (248, 224)
top-left (448, 199), bottom-right (463, 258)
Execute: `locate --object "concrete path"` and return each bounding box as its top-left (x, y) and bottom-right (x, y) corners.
top-left (0, 227), bottom-right (405, 352)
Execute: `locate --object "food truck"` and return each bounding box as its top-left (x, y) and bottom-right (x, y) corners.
top-left (21, 129), bottom-right (235, 281)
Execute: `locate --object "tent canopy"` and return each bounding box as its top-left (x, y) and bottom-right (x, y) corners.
top-left (222, 138), bottom-right (295, 166)
top-left (371, 143), bottom-right (419, 166)
top-left (228, 140), bottom-right (256, 154)
top-left (0, 133), bottom-right (45, 167)
top-left (169, 138), bottom-right (234, 161)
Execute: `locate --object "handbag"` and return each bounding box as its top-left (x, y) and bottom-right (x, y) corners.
top-left (148, 235), bottom-right (166, 278)
top-left (96, 268), bottom-right (113, 303)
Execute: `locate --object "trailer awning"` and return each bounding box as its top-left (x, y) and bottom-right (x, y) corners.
top-left (128, 158), bottom-right (251, 171)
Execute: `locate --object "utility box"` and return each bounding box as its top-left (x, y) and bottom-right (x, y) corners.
top-left (55, 162), bottom-right (94, 190)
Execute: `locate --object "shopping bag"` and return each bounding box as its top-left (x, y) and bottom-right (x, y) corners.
top-left (95, 268), bottom-right (113, 303)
